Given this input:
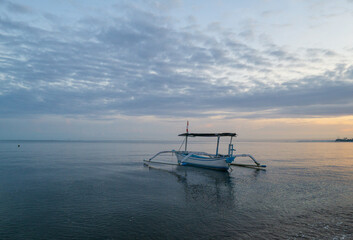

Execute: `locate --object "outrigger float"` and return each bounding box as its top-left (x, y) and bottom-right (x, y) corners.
top-left (144, 126), bottom-right (266, 171)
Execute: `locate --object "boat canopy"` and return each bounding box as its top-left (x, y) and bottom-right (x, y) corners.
top-left (178, 133), bottom-right (237, 137)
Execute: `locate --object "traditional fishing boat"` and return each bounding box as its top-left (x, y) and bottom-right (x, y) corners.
top-left (144, 123), bottom-right (266, 171)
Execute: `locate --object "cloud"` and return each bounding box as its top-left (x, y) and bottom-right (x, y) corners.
top-left (1, 2), bottom-right (353, 121)
top-left (0, 0), bottom-right (33, 15)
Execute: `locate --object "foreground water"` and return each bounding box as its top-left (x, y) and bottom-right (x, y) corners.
top-left (0, 140), bottom-right (352, 239)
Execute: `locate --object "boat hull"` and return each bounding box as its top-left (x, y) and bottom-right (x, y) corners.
top-left (175, 152), bottom-right (233, 171)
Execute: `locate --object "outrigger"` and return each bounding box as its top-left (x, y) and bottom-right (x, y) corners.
top-left (144, 126), bottom-right (266, 171)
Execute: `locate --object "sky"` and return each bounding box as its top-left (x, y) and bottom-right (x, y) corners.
top-left (1, 0), bottom-right (353, 140)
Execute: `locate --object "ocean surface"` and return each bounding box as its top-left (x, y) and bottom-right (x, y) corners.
top-left (0, 140), bottom-right (352, 239)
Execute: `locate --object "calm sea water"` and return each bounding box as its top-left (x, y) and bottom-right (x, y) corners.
top-left (0, 140), bottom-right (352, 239)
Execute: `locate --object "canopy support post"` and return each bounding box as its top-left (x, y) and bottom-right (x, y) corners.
top-left (185, 135), bottom-right (188, 152)
top-left (216, 136), bottom-right (220, 156)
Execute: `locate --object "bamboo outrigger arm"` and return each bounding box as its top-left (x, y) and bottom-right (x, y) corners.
top-left (235, 154), bottom-right (260, 165)
top-left (231, 154), bottom-right (266, 168)
top-left (145, 150), bottom-right (218, 163)
top-left (146, 151), bottom-right (175, 162)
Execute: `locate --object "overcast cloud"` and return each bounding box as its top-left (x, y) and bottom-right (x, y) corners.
top-left (1, 0), bottom-right (353, 122)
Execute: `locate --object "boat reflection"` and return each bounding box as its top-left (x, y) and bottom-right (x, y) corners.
top-left (145, 163), bottom-right (236, 210)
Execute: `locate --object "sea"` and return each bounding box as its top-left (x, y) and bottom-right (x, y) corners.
top-left (0, 140), bottom-right (352, 239)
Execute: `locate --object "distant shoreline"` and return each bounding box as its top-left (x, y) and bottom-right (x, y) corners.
top-left (335, 138), bottom-right (353, 142)
top-left (296, 140), bottom-right (335, 142)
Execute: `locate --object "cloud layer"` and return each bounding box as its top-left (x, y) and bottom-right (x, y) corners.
top-left (1, 1), bottom-right (353, 120)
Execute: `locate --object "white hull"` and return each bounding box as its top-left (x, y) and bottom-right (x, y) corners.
top-left (175, 152), bottom-right (233, 171)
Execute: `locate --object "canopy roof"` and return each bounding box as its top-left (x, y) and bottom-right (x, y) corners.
top-left (178, 132), bottom-right (237, 137)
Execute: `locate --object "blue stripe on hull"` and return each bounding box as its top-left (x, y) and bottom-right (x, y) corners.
top-left (181, 162), bottom-right (229, 171)
top-left (176, 154), bottom-right (234, 163)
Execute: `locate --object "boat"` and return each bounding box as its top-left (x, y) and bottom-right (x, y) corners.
top-left (144, 123), bottom-right (266, 171)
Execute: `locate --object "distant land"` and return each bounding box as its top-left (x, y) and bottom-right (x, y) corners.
top-left (297, 140), bottom-right (335, 142)
top-left (335, 138), bottom-right (353, 142)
